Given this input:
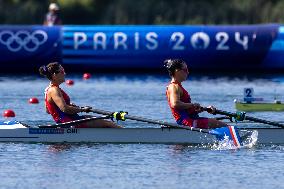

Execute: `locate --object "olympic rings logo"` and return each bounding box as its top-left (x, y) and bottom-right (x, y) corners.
top-left (0, 30), bottom-right (48, 52)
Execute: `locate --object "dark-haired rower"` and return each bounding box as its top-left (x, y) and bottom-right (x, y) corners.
top-left (39, 62), bottom-right (119, 128)
top-left (164, 59), bottom-right (227, 129)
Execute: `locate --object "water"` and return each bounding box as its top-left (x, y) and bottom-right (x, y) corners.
top-left (0, 73), bottom-right (283, 189)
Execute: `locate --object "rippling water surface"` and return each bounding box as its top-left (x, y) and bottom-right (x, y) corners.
top-left (0, 73), bottom-right (283, 189)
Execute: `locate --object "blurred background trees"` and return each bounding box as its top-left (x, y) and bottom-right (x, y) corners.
top-left (0, 0), bottom-right (283, 25)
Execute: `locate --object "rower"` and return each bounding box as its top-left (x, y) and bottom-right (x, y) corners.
top-left (39, 62), bottom-right (119, 128)
top-left (164, 59), bottom-right (233, 129)
top-left (164, 59), bottom-right (243, 148)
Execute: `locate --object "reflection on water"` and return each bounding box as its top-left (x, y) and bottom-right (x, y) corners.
top-left (48, 144), bottom-right (74, 153)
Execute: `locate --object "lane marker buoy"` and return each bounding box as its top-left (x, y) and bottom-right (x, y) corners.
top-left (66, 79), bottom-right (74, 86)
top-left (29, 97), bottom-right (39, 104)
top-left (3, 110), bottom-right (15, 117)
top-left (83, 73), bottom-right (91, 80)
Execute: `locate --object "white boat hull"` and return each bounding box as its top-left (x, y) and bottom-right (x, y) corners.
top-left (0, 126), bottom-right (283, 144)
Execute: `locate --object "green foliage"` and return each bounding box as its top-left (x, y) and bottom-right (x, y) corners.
top-left (0, 0), bottom-right (283, 24)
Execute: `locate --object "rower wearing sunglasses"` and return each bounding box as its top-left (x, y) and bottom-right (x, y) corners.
top-left (164, 59), bottom-right (228, 129)
top-left (39, 62), bottom-right (119, 128)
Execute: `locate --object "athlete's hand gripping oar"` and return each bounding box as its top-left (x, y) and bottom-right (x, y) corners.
top-left (204, 108), bottom-right (284, 128)
top-left (89, 108), bottom-right (242, 148)
top-left (38, 115), bottom-right (111, 128)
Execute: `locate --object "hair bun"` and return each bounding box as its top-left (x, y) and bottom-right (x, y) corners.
top-left (39, 65), bottom-right (48, 76)
top-left (42, 65), bottom-right (47, 74)
top-left (164, 59), bottom-right (173, 69)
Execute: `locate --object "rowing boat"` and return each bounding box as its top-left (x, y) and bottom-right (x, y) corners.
top-left (0, 121), bottom-right (283, 144)
top-left (235, 101), bottom-right (284, 112)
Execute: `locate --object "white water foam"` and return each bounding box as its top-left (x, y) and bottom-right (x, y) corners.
top-left (211, 130), bottom-right (258, 150)
top-left (212, 136), bottom-right (239, 150)
top-left (241, 130), bottom-right (258, 148)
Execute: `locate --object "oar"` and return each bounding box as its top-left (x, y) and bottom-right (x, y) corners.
top-left (38, 115), bottom-right (111, 128)
top-left (89, 108), bottom-right (242, 147)
top-left (207, 108), bottom-right (284, 128)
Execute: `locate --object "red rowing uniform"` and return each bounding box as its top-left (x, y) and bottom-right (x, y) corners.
top-left (166, 82), bottom-right (209, 129)
top-left (45, 84), bottom-right (83, 123)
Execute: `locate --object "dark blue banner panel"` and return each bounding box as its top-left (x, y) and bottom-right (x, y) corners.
top-left (62, 24), bottom-right (283, 70)
top-left (0, 26), bottom-right (61, 71)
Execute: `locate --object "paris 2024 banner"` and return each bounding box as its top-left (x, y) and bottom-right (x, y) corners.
top-left (0, 24), bottom-right (283, 71)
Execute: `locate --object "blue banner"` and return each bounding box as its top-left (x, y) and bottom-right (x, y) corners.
top-left (0, 24), bottom-right (283, 71)
top-left (0, 26), bottom-right (61, 70)
top-left (62, 24), bottom-right (281, 70)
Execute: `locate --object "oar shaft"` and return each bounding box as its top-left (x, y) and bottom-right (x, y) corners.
top-left (38, 115), bottom-right (111, 128)
top-left (244, 115), bottom-right (284, 128)
top-left (90, 109), bottom-right (212, 134)
top-left (215, 109), bottom-right (284, 128)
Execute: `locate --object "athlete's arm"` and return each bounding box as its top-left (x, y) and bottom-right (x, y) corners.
top-left (168, 83), bottom-right (199, 111)
top-left (45, 102), bottom-right (50, 114)
top-left (49, 87), bottom-right (84, 114)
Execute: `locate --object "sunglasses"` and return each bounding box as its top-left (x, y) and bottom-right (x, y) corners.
top-left (180, 67), bottom-right (188, 73)
top-left (55, 67), bottom-right (65, 75)
top-left (60, 67), bottom-right (65, 74)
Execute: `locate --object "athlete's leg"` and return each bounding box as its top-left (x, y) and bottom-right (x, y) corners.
top-left (181, 118), bottom-right (209, 129)
top-left (207, 118), bottom-right (228, 129)
top-left (181, 117), bottom-right (227, 129)
top-left (86, 119), bottom-right (121, 128)
top-left (82, 115), bottom-right (121, 128)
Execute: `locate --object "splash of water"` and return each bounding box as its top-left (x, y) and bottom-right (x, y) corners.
top-left (212, 136), bottom-right (239, 150)
top-left (241, 130), bottom-right (258, 148)
top-left (211, 130), bottom-right (258, 150)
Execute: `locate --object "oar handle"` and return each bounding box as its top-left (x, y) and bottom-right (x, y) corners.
top-left (201, 107), bottom-right (216, 114)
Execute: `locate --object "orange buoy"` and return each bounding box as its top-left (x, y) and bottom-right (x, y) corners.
top-left (3, 110), bottom-right (15, 117)
top-left (66, 79), bottom-right (74, 86)
top-left (29, 97), bottom-right (39, 104)
top-left (83, 73), bottom-right (91, 80)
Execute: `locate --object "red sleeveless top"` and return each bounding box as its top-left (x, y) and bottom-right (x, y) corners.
top-left (45, 84), bottom-right (80, 123)
top-left (166, 82), bottom-right (199, 124)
